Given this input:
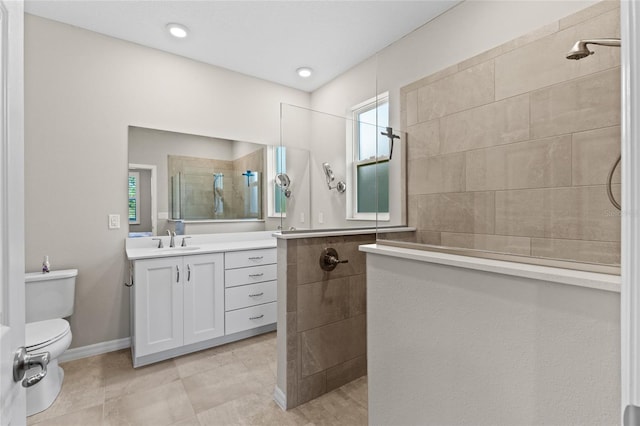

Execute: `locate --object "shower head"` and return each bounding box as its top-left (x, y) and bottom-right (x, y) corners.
top-left (566, 38), bottom-right (620, 60)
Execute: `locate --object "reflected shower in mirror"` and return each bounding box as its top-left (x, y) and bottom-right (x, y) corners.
top-left (128, 126), bottom-right (311, 237)
top-left (128, 126), bottom-right (266, 236)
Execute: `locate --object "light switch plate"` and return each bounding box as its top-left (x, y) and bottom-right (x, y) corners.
top-left (108, 214), bottom-right (120, 229)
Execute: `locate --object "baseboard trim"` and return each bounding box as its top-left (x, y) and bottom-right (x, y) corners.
top-left (59, 337), bottom-right (131, 363)
top-left (273, 385), bottom-right (287, 411)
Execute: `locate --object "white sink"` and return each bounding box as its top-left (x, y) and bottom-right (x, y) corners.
top-left (157, 246), bottom-right (201, 255)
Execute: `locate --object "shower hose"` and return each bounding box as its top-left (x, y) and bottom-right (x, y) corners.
top-left (607, 154), bottom-right (621, 211)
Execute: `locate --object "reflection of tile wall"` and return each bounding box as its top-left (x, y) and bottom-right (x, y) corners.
top-left (232, 149), bottom-right (264, 219)
top-left (169, 150), bottom-right (265, 219)
top-left (279, 234), bottom-right (373, 408)
top-left (400, 1), bottom-right (621, 265)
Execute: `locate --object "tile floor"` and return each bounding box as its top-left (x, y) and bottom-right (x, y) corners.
top-left (27, 332), bottom-right (368, 426)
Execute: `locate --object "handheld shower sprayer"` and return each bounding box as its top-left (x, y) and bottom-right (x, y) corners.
top-left (275, 173), bottom-right (292, 198)
top-left (322, 162), bottom-right (346, 193)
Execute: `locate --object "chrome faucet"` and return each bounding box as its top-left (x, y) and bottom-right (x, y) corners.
top-left (167, 230), bottom-right (176, 248)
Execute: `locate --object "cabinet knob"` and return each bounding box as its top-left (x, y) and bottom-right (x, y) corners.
top-left (248, 292), bottom-right (264, 297)
top-left (249, 314), bottom-right (264, 320)
top-left (176, 265), bottom-right (180, 283)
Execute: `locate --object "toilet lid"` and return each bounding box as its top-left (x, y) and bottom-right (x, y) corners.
top-left (26, 319), bottom-right (70, 350)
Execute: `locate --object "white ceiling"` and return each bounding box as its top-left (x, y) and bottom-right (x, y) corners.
top-left (24, 1), bottom-right (460, 92)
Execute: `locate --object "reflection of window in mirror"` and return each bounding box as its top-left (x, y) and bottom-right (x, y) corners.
top-left (348, 92), bottom-right (390, 221)
top-left (128, 172), bottom-right (140, 225)
top-left (267, 146), bottom-right (287, 217)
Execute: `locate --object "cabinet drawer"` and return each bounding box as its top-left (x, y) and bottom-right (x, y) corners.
top-left (225, 302), bottom-right (277, 335)
top-left (225, 248), bottom-right (277, 270)
top-left (225, 280), bottom-right (277, 311)
top-left (225, 264), bottom-right (277, 288)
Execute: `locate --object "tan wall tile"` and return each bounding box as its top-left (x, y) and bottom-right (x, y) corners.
top-left (559, 0), bottom-right (620, 30)
top-left (297, 278), bottom-right (351, 332)
top-left (287, 264), bottom-right (297, 312)
top-left (286, 359), bottom-right (298, 408)
top-left (408, 152), bottom-right (465, 195)
top-left (417, 231), bottom-right (442, 245)
top-left (458, 45), bottom-right (505, 72)
top-left (348, 274), bottom-right (366, 317)
top-left (297, 371), bottom-right (327, 405)
top-left (296, 236), bottom-right (372, 285)
top-left (377, 231), bottom-right (417, 243)
top-left (531, 237), bottom-right (620, 265)
top-left (530, 67), bottom-right (621, 139)
top-left (408, 195), bottom-right (418, 228)
top-left (440, 233), bottom-right (531, 256)
top-left (572, 126), bottom-right (621, 186)
top-left (406, 119), bottom-right (440, 159)
top-left (284, 240), bottom-right (298, 265)
top-left (495, 9), bottom-right (619, 100)
top-left (417, 192), bottom-right (495, 234)
top-left (466, 135), bottom-right (572, 191)
top-left (401, 63), bottom-right (460, 94)
top-left (398, 2), bottom-right (621, 265)
top-left (300, 315), bottom-right (366, 378)
top-left (406, 90), bottom-right (418, 127)
top-left (326, 356), bottom-right (367, 392)
top-left (495, 186), bottom-right (621, 241)
top-left (417, 61), bottom-right (494, 122)
top-left (287, 312), bottom-right (298, 360)
top-left (439, 94), bottom-right (530, 155)
top-left (501, 21), bottom-right (559, 53)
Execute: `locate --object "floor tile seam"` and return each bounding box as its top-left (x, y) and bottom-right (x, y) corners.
top-left (177, 353), bottom-right (245, 381)
top-left (28, 402), bottom-right (106, 426)
top-left (105, 375), bottom-right (183, 402)
top-left (188, 386), bottom-right (271, 417)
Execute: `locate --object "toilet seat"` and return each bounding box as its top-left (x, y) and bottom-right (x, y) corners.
top-left (26, 319), bottom-right (70, 352)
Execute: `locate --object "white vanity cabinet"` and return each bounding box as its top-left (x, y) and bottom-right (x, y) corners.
top-left (128, 240), bottom-right (277, 368)
top-left (132, 253), bottom-right (224, 359)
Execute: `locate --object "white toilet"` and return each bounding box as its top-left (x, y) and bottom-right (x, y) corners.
top-left (24, 269), bottom-right (77, 416)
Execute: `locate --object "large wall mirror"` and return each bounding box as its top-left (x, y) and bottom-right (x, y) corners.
top-left (128, 126), bottom-right (310, 237)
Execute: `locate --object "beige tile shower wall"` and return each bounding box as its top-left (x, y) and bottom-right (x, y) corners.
top-left (401, 2), bottom-right (621, 265)
top-left (277, 234), bottom-right (374, 409)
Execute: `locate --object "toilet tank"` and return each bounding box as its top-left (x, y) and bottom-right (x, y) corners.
top-left (25, 269), bottom-right (78, 323)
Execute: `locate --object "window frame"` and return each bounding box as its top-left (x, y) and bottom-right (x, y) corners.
top-left (267, 145), bottom-right (287, 218)
top-left (346, 92), bottom-right (390, 221)
top-left (128, 171), bottom-right (141, 225)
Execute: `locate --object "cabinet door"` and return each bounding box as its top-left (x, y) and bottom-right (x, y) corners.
top-left (183, 253), bottom-right (225, 345)
top-left (134, 257), bottom-right (184, 357)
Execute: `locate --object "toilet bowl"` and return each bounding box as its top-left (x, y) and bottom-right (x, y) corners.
top-left (25, 269), bottom-right (77, 416)
top-left (25, 319), bottom-right (72, 415)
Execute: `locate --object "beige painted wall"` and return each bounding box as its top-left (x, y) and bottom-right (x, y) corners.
top-left (24, 14), bottom-right (309, 348)
top-left (309, 0), bottom-right (601, 229)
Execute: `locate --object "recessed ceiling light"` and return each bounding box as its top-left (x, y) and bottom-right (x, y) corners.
top-left (167, 23), bottom-right (189, 39)
top-left (296, 67), bottom-right (313, 78)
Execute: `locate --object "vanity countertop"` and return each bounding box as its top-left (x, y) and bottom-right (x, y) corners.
top-left (126, 231), bottom-right (276, 261)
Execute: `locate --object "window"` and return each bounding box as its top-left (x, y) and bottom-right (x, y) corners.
top-left (267, 145), bottom-right (287, 217)
top-left (348, 93), bottom-right (389, 220)
top-left (128, 172), bottom-right (140, 224)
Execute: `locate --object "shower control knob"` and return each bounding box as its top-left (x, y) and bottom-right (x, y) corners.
top-left (319, 248), bottom-right (349, 272)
